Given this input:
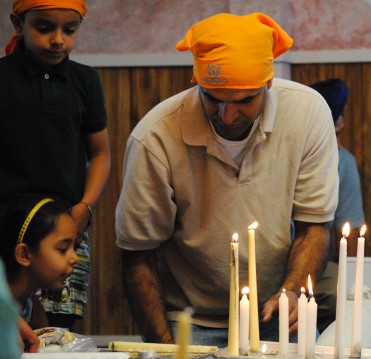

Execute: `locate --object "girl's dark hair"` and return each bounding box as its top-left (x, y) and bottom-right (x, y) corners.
top-left (0, 195), bottom-right (72, 275)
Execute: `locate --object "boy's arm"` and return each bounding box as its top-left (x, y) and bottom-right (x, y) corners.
top-left (72, 128), bottom-right (111, 232)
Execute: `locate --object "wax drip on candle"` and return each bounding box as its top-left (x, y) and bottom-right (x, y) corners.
top-left (228, 232), bottom-right (239, 356)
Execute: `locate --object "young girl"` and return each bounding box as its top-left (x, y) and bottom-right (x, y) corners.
top-left (0, 196), bottom-right (79, 329)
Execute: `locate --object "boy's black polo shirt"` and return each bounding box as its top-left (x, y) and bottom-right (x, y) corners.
top-left (0, 45), bottom-right (107, 206)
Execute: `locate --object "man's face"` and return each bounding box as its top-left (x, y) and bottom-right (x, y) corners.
top-left (335, 115), bottom-right (345, 147)
top-left (200, 80), bottom-right (272, 141)
top-left (13, 9), bottom-right (81, 67)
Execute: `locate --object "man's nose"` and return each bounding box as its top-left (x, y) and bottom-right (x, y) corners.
top-left (218, 102), bottom-right (239, 124)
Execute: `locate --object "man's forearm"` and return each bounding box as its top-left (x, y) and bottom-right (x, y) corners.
top-left (122, 249), bottom-right (174, 343)
top-left (282, 221), bottom-right (331, 294)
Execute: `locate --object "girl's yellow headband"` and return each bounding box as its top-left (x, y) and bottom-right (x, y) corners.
top-left (17, 198), bottom-right (54, 244)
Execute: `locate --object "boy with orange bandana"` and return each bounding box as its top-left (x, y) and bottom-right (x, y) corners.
top-left (116, 13), bottom-right (338, 346)
top-left (0, 0), bottom-right (111, 330)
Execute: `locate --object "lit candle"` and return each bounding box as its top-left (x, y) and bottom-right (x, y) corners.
top-left (298, 287), bottom-right (307, 356)
top-left (239, 287), bottom-right (250, 355)
top-left (306, 275), bottom-right (317, 359)
top-left (351, 225), bottom-right (367, 358)
top-left (279, 289), bottom-right (289, 355)
top-left (335, 222), bottom-right (350, 359)
top-left (176, 308), bottom-right (192, 359)
top-left (228, 233), bottom-right (239, 356)
top-left (248, 221), bottom-right (260, 353)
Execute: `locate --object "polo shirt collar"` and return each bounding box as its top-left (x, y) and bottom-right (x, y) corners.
top-left (15, 43), bottom-right (69, 81)
top-left (182, 86), bottom-right (210, 146)
top-left (261, 88), bottom-right (278, 133)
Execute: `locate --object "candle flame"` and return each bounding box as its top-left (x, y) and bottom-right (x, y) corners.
top-left (342, 222), bottom-right (350, 237)
top-left (282, 288), bottom-right (286, 294)
top-left (248, 221), bottom-right (258, 230)
top-left (307, 274), bottom-right (313, 296)
top-left (360, 225), bottom-right (366, 237)
top-left (262, 343), bottom-right (267, 354)
top-left (301, 287), bottom-right (306, 294)
top-left (232, 232), bottom-right (238, 243)
top-left (242, 286), bottom-right (249, 295)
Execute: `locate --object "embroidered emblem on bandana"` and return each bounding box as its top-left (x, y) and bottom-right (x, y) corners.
top-left (204, 64), bottom-right (228, 85)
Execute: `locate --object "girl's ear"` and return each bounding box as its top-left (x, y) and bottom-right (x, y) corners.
top-left (15, 243), bottom-right (32, 267)
top-left (10, 13), bottom-right (23, 34)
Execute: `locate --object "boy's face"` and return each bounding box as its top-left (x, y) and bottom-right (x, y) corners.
top-left (14, 9), bottom-right (82, 67)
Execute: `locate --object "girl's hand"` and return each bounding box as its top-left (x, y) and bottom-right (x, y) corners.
top-left (19, 318), bottom-right (39, 353)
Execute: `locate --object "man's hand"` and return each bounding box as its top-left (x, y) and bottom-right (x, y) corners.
top-left (19, 318), bottom-right (39, 353)
top-left (262, 290), bottom-right (299, 335)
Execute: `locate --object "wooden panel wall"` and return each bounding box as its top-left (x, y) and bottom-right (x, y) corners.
top-left (75, 63), bottom-right (371, 336)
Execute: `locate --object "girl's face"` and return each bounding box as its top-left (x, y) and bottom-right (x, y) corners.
top-left (29, 214), bottom-right (79, 291)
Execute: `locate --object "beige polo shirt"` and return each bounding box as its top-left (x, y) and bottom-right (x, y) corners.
top-left (116, 78), bottom-right (338, 327)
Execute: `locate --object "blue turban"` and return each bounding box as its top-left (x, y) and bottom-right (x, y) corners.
top-left (309, 78), bottom-right (348, 123)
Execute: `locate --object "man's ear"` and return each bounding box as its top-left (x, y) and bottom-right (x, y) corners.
top-left (10, 13), bottom-right (24, 34)
top-left (267, 78), bottom-right (273, 90)
top-left (15, 243), bottom-right (32, 267)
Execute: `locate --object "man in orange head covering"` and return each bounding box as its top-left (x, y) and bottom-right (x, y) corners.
top-left (0, 0), bottom-right (110, 338)
top-left (116, 13), bottom-right (338, 346)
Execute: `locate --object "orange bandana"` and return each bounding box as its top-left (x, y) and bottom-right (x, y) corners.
top-left (176, 13), bottom-right (293, 89)
top-left (6, 0), bottom-right (86, 55)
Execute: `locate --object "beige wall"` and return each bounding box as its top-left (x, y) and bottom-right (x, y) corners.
top-left (1, 0), bottom-right (370, 58)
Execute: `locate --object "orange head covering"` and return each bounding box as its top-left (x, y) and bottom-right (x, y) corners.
top-left (6, 0), bottom-right (86, 55)
top-left (176, 13), bottom-right (293, 89)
